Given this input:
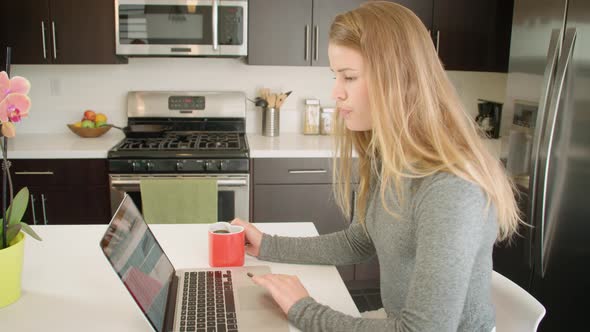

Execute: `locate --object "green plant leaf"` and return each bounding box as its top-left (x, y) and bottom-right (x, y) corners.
top-left (6, 187), bottom-right (29, 226)
top-left (20, 222), bottom-right (42, 241)
top-left (6, 223), bottom-right (22, 242)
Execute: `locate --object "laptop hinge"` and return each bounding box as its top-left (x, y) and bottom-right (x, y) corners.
top-left (163, 274), bottom-right (179, 332)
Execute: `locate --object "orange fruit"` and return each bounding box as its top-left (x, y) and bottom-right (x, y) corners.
top-left (95, 113), bottom-right (107, 123)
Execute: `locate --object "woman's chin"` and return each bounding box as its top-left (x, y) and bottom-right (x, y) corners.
top-left (344, 120), bottom-right (370, 132)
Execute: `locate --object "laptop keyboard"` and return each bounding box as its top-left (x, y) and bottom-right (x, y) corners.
top-left (179, 270), bottom-right (238, 332)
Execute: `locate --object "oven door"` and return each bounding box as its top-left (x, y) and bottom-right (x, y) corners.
top-left (109, 174), bottom-right (249, 222)
top-left (115, 0), bottom-right (247, 56)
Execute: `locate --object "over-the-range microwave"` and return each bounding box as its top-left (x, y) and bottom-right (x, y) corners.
top-left (115, 0), bottom-right (247, 57)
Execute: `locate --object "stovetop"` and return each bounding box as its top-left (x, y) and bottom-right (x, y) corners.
top-left (108, 91), bottom-right (250, 173)
top-left (108, 132), bottom-right (249, 159)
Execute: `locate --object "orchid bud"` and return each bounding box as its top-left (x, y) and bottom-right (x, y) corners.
top-left (1, 121), bottom-right (16, 137)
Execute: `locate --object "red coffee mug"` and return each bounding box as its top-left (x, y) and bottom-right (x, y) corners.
top-left (208, 222), bottom-right (245, 267)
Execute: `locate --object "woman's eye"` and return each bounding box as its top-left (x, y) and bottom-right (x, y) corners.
top-left (344, 76), bottom-right (357, 81)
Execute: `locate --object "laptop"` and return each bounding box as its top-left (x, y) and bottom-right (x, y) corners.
top-left (99, 195), bottom-right (289, 332)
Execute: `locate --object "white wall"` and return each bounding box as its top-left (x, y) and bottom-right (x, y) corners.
top-left (10, 57), bottom-right (507, 135)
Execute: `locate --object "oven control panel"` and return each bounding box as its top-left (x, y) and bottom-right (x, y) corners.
top-left (109, 159), bottom-right (249, 173)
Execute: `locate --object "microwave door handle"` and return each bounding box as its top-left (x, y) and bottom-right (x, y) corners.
top-left (528, 28), bottom-right (561, 271)
top-left (539, 27), bottom-right (576, 278)
top-left (212, 0), bottom-right (218, 51)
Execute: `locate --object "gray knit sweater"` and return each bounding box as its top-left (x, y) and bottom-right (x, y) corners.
top-left (258, 172), bottom-right (498, 332)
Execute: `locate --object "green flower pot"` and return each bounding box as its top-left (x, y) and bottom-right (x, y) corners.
top-left (0, 232), bottom-right (25, 308)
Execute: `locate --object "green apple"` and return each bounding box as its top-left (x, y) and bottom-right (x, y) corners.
top-left (81, 120), bottom-right (95, 128)
top-left (95, 121), bottom-right (107, 127)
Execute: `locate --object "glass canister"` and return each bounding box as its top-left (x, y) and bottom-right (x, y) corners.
top-left (303, 99), bottom-right (320, 135)
top-left (320, 107), bottom-right (335, 135)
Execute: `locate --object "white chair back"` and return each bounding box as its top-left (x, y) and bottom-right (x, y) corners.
top-left (491, 271), bottom-right (546, 332)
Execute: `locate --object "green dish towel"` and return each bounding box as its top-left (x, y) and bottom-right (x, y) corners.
top-left (140, 178), bottom-right (218, 224)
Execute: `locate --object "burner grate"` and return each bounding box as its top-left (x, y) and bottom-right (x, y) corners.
top-left (116, 132), bottom-right (243, 151)
top-left (197, 133), bottom-right (241, 150)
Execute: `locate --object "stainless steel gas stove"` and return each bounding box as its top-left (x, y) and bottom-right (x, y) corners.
top-left (108, 91), bottom-right (250, 221)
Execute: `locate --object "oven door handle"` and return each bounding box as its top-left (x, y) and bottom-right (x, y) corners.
top-left (110, 179), bottom-right (248, 187)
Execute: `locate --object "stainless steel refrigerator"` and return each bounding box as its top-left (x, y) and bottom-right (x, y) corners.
top-left (497, 0), bottom-right (590, 330)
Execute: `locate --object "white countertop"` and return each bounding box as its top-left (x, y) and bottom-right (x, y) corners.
top-left (3, 131), bottom-right (502, 160)
top-left (5, 130), bottom-right (125, 159)
top-left (248, 133), bottom-right (336, 158)
top-left (0, 223), bottom-right (359, 332)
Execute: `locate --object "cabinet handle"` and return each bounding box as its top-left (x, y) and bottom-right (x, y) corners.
top-left (52, 21), bottom-right (57, 59)
top-left (304, 25), bottom-right (310, 61)
top-left (314, 25), bottom-right (319, 61)
top-left (288, 169), bottom-right (327, 174)
top-left (350, 190), bottom-right (356, 223)
top-left (436, 30), bottom-right (440, 54)
top-left (40, 21), bottom-right (47, 59)
top-left (30, 194), bottom-right (37, 225)
top-left (212, 0), bottom-right (218, 50)
top-left (14, 171), bottom-right (54, 175)
top-left (41, 194), bottom-right (48, 225)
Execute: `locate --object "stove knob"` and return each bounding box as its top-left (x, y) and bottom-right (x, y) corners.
top-left (219, 161), bottom-right (225, 171)
top-left (131, 161), bottom-right (140, 172)
top-left (204, 161), bottom-right (213, 171)
top-left (176, 161), bottom-right (184, 171)
top-left (146, 161), bottom-right (155, 171)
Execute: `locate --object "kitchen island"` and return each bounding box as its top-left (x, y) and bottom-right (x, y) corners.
top-left (0, 222), bottom-right (359, 332)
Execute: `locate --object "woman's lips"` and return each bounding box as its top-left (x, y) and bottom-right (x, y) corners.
top-left (339, 108), bottom-right (352, 118)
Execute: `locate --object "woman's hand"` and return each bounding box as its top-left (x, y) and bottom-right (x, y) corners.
top-left (250, 274), bottom-right (310, 314)
top-left (230, 218), bottom-right (263, 257)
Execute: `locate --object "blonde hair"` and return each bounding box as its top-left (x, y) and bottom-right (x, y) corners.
top-left (330, 1), bottom-right (521, 241)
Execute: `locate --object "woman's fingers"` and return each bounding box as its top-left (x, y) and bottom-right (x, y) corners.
top-left (249, 274), bottom-right (310, 314)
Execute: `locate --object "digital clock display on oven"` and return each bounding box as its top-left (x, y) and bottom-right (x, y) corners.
top-left (168, 96), bottom-right (205, 110)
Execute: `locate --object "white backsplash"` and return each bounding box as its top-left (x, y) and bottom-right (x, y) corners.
top-left (10, 57), bottom-right (506, 136)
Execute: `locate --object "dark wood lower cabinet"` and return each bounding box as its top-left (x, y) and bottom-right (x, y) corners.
top-left (1, 159), bottom-right (110, 225)
top-left (252, 158), bottom-right (377, 285)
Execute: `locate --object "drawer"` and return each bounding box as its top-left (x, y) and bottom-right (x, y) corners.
top-left (9, 159), bottom-right (107, 186)
top-left (10, 159), bottom-right (66, 186)
top-left (253, 158), bottom-right (333, 184)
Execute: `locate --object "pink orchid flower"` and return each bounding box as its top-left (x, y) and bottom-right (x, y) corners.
top-left (0, 93), bottom-right (30, 124)
top-left (0, 71), bottom-right (30, 100)
top-left (0, 71), bottom-right (32, 137)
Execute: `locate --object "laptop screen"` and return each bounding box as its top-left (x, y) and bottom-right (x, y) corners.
top-left (100, 196), bottom-right (175, 332)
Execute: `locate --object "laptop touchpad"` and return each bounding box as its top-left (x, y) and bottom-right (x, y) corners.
top-left (236, 285), bottom-right (288, 330)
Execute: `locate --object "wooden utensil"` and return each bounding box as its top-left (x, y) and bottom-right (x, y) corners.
top-left (259, 88), bottom-right (270, 101)
top-left (268, 94), bottom-right (277, 108)
top-left (276, 93), bottom-right (286, 108)
top-left (276, 90), bottom-right (292, 108)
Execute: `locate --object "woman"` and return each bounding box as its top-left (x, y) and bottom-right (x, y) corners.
top-left (232, 2), bottom-right (521, 331)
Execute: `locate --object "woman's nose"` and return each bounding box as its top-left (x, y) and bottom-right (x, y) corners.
top-left (331, 83), bottom-right (346, 101)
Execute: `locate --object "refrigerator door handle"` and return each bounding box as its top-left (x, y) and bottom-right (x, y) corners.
top-left (538, 27), bottom-right (577, 277)
top-left (528, 29), bottom-right (562, 271)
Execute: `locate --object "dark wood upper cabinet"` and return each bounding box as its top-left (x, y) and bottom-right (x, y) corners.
top-left (248, 0), bottom-right (365, 66)
top-left (433, 0), bottom-right (513, 72)
top-left (391, 0), bottom-right (434, 30)
top-left (248, 0), bottom-right (313, 66)
top-left (0, 1), bottom-right (51, 65)
top-left (0, 0), bottom-right (124, 65)
top-left (248, 0), bottom-right (513, 72)
top-left (312, 0), bottom-right (370, 66)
